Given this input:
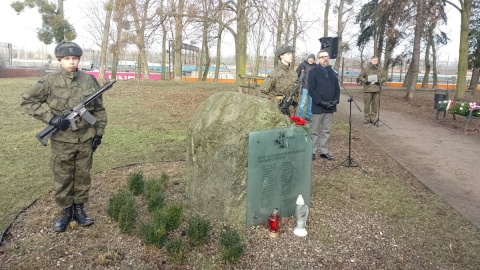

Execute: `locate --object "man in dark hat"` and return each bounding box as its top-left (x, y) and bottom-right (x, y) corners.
top-left (20, 40), bottom-right (107, 232)
top-left (357, 55), bottom-right (387, 123)
top-left (296, 54), bottom-right (317, 121)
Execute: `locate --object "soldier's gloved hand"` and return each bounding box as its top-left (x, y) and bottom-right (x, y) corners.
top-left (365, 81), bottom-right (371, 85)
top-left (374, 81), bottom-right (380, 86)
top-left (92, 135), bottom-right (103, 152)
top-left (49, 115), bottom-right (69, 130)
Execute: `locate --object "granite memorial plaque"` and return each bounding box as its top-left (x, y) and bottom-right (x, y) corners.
top-left (246, 126), bottom-right (312, 227)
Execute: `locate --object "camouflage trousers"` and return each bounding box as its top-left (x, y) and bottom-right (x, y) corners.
top-left (50, 139), bottom-right (93, 209)
top-left (364, 92), bottom-right (380, 121)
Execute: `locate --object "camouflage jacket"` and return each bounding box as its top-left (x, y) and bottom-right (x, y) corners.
top-left (21, 68), bottom-right (107, 143)
top-left (358, 63), bottom-right (387, 93)
top-left (258, 62), bottom-right (298, 97)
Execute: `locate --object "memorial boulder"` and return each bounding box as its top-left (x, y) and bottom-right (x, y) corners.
top-left (186, 91), bottom-right (290, 226)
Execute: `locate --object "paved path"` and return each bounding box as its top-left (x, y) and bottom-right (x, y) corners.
top-left (336, 93), bottom-right (480, 228)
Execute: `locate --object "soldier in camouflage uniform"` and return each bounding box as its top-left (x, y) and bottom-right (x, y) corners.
top-left (357, 56), bottom-right (386, 123)
top-left (258, 45), bottom-right (298, 115)
top-left (20, 41), bottom-right (107, 232)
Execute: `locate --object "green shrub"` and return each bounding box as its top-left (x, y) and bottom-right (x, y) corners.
top-left (219, 228), bottom-right (244, 264)
top-left (106, 189), bottom-right (138, 234)
top-left (163, 204), bottom-right (183, 232)
top-left (166, 238), bottom-right (185, 264)
top-left (147, 190), bottom-right (165, 213)
top-left (107, 189), bottom-right (133, 221)
top-left (144, 178), bottom-right (164, 200)
top-left (128, 171), bottom-right (145, 196)
top-left (141, 221), bottom-right (168, 247)
top-left (151, 204), bottom-right (183, 232)
top-left (186, 216), bottom-right (211, 246)
top-left (117, 195), bottom-right (138, 234)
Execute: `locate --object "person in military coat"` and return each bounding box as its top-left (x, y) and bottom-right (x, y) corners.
top-left (357, 55), bottom-right (387, 123)
top-left (258, 45), bottom-right (298, 114)
top-left (20, 41), bottom-right (107, 232)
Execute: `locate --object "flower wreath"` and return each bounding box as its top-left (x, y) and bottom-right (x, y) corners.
top-left (437, 100), bottom-right (480, 117)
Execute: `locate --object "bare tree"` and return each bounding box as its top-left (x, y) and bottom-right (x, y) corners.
top-left (467, 1), bottom-right (480, 94)
top-left (405, 0), bottom-right (427, 100)
top-left (172, 0), bottom-right (185, 81)
top-left (213, 0), bottom-right (226, 82)
top-left (445, 0), bottom-right (473, 99)
top-left (273, 0), bottom-right (285, 67)
top-left (99, 0), bottom-right (115, 81)
top-left (422, 1), bottom-right (448, 89)
top-left (334, 0), bottom-right (354, 70)
top-left (111, 0), bottom-right (129, 79)
top-left (324, 0), bottom-right (331, 37)
top-left (129, 0), bottom-right (157, 81)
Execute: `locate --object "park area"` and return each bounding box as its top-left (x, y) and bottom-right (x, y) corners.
top-left (0, 78), bottom-right (480, 269)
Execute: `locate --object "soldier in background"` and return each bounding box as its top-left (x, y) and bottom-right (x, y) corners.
top-left (258, 45), bottom-right (298, 114)
top-left (20, 40), bottom-right (107, 232)
top-left (357, 55), bottom-right (386, 124)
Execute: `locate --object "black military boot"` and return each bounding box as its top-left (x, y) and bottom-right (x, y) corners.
top-left (54, 205), bottom-right (73, 232)
top-left (72, 203), bottom-right (94, 226)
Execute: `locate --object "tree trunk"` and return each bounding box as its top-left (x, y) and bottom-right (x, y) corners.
top-left (200, 21), bottom-right (210, 81)
top-left (323, 0), bottom-right (330, 37)
top-left (405, 0), bottom-right (426, 100)
top-left (111, 0), bottom-right (126, 80)
top-left (130, 0), bottom-right (149, 81)
top-left (213, 0), bottom-right (224, 82)
top-left (174, 0), bottom-right (185, 82)
top-left (421, 41), bottom-right (431, 88)
top-left (273, 0), bottom-right (285, 68)
top-left (334, 0), bottom-right (344, 70)
top-left (432, 40), bottom-right (438, 89)
top-left (99, 0), bottom-right (114, 81)
top-left (455, 0), bottom-right (473, 99)
top-left (235, 0), bottom-right (247, 88)
top-left (161, 25), bottom-right (168, 81)
top-left (469, 67), bottom-right (479, 94)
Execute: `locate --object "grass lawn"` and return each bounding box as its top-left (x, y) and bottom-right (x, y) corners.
top-left (1, 78), bottom-right (479, 269)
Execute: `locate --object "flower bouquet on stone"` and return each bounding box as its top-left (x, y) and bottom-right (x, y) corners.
top-left (290, 115), bottom-right (307, 126)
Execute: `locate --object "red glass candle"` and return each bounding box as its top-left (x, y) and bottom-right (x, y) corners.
top-left (268, 208), bottom-right (280, 237)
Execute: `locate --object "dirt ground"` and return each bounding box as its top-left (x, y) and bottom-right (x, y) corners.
top-left (342, 88), bottom-right (480, 228)
top-left (1, 86), bottom-right (479, 269)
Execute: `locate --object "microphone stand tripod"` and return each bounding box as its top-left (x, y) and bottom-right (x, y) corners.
top-left (332, 74), bottom-right (367, 174)
top-left (370, 86), bottom-right (391, 129)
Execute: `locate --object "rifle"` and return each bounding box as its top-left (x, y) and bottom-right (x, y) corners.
top-left (35, 80), bottom-right (116, 146)
top-left (278, 75), bottom-right (303, 116)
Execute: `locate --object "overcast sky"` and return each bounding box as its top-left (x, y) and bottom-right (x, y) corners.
top-left (0, 0), bottom-right (462, 63)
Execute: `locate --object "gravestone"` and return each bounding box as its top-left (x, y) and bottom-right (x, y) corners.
top-left (186, 91), bottom-right (294, 227)
top-left (246, 126), bottom-right (312, 227)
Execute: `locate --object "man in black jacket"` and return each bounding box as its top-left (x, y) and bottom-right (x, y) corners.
top-left (308, 50), bottom-right (340, 161)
